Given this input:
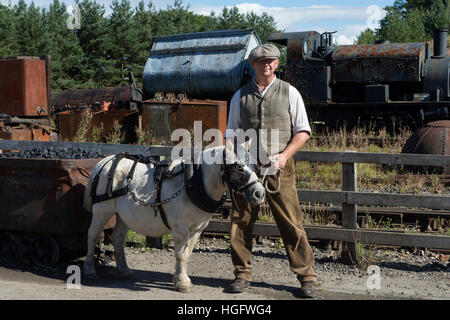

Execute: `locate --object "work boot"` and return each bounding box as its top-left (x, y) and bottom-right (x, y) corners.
top-left (228, 278), bottom-right (250, 293)
top-left (298, 281), bottom-right (316, 298)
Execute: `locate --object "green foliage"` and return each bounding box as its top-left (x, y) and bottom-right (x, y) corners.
top-left (0, 0), bottom-right (279, 90)
top-left (356, 0), bottom-right (449, 44)
top-left (356, 28), bottom-right (377, 44)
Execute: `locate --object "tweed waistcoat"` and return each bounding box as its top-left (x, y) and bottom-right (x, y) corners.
top-left (239, 78), bottom-right (292, 156)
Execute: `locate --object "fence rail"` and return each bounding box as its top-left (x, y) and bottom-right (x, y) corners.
top-left (1, 140), bottom-right (449, 262)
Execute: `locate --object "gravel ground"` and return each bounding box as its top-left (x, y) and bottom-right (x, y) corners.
top-left (0, 149), bottom-right (448, 301)
top-left (0, 236), bottom-right (448, 300)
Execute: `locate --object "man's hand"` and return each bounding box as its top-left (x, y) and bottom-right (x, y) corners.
top-left (272, 152), bottom-right (288, 170)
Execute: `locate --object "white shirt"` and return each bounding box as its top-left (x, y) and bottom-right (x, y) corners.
top-left (226, 77), bottom-right (311, 136)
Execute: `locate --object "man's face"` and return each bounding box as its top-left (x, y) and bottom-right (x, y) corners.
top-left (251, 58), bottom-right (278, 78)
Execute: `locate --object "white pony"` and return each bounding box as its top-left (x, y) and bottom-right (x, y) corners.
top-left (82, 140), bottom-right (265, 292)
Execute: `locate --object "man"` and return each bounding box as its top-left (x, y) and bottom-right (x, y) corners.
top-left (226, 43), bottom-right (318, 298)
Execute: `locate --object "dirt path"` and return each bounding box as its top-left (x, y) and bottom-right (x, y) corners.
top-left (0, 238), bottom-right (448, 301)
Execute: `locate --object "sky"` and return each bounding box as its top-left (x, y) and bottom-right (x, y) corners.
top-left (1, 0), bottom-right (395, 44)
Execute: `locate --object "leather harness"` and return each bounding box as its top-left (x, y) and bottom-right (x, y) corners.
top-left (90, 151), bottom-right (235, 231)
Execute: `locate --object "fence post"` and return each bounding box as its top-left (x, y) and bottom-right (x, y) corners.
top-left (341, 159), bottom-right (358, 264)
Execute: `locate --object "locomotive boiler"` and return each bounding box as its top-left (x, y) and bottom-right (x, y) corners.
top-left (267, 28), bottom-right (450, 130)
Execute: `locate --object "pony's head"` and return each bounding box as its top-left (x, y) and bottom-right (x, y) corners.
top-left (222, 138), bottom-right (265, 206)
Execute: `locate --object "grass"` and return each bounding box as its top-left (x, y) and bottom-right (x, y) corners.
top-left (355, 243), bottom-right (380, 270)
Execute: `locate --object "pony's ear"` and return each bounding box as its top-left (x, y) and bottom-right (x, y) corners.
top-left (225, 137), bottom-right (235, 153)
top-left (242, 138), bottom-right (252, 151)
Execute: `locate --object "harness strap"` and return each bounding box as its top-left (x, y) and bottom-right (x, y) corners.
top-left (106, 153), bottom-right (125, 197)
top-left (156, 181), bottom-right (171, 230)
top-left (185, 156), bottom-right (226, 213)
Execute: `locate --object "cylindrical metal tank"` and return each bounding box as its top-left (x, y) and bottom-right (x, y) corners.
top-left (433, 28), bottom-right (448, 57)
top-left (50, 86), bottom-right (134, 112)
top-left (143, 29), bottom-right (261, 100)
top-left (331, 42), bottom-right (427, 83)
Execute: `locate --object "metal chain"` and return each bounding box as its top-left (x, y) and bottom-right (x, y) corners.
top-left (129, 184), bottom-right (185, 207)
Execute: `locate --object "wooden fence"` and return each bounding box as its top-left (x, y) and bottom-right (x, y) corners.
top-left (1, 140), bottom-right (449, 263)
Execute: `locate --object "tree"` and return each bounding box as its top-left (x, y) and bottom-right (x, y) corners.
top-left (23, 2), bottom-right (48, 56)
top-left (0, 0), bottom-right (280, 88)
top-left (75, 0), bottom-right (110, 87)
top-left (244, 11), bottom-right (277, 43)
top-left (360, 0), bottom-right (450, 43)
top-left (0, 3), bottom-right (18, 56)
top-left (107, 0), bottom-right (137, 85)
top-left (356, 28), bottom-right (377, 44)
top-left (46, 0), bottom-right (86, 90)
top-left (131, 1), bottom-right (156, 80)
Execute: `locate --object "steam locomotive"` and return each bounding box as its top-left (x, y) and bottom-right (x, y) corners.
top-left (268, 28), bottom-right (450, 130)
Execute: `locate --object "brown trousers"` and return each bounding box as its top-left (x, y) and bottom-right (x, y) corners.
top-left (230, 158), bottom-right (317, 283)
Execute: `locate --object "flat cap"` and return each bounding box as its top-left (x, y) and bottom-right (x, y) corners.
top-left (248, 44), bottom-right (280, 63)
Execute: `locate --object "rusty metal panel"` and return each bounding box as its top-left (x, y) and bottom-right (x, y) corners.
top-left (0, 57), bottom-right (48, 116)
top-left (332, 42), bottom-right (426, 83)
top-left (57, 109), bottom-right (139, 143)
top-left (0, 158), bottom-right (115, 234)
top-left (0, 124), bottom-right (51, 141)
top-left (141, 99), bottom-right (227, 144)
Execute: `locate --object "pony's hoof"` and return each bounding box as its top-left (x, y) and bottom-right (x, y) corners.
top-left (83, 272), bottom-right (98, 280)
top-left (175, 282), bottom-right (193, 293)
top-left (118, 269), bottom-right (134, 278)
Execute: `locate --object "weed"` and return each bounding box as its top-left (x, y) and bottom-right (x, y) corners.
top-left (274, 238), bottom-right (284, 249)
top-left (355, 243), bottom-right (380, 270)
top-left (162, 234), bottom-right (173, 249)
top-left (136, 126), bottom-right (152, 146)
top-left (91, 123), bottom-right (104, 143)
top-left (73, 108), bottom-right (93, 142)
top-left (106, 120), bottom-right (124, 144)
top-left (126, 230), bottom-right (147, 248)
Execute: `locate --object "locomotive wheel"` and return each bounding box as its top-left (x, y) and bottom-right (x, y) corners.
top-left (30, 235), bottom-right (60, 267)
top-left (0, 233), bottom-right (25, 262)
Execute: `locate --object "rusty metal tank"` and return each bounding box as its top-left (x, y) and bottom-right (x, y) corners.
top-left (141, 95), bottom-right (227, 145)
top-left (331, 42), bottom-right (427, 83)
top-left (0, 57), bottom-right (49, 116)
top-left (401, 120), bottom-right (450, 173)
top-left (50, 86), bottom-right (135, 112)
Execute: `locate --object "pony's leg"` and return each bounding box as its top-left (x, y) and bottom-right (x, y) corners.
top-left (111, 215), bottom-right (134, 278)
top-left (172, 229), bottom-right (203, 292)
top-left (173, 231), bottom-right (193, 293)
top-left (83, 207), bottom-right (114, 278)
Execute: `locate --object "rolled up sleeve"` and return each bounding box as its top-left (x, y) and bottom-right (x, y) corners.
top-left (289, 85), bottom-right (311, 136)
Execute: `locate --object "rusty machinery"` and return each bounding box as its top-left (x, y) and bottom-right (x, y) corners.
top-left (267, 29), bottom-right (450, 131)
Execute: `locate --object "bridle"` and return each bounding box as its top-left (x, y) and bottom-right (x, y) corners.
top-left (221, 148), bottom-right (260, 213)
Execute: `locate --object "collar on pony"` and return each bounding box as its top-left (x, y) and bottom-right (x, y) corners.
top-left (184, 151), bottom-right (226, 213)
